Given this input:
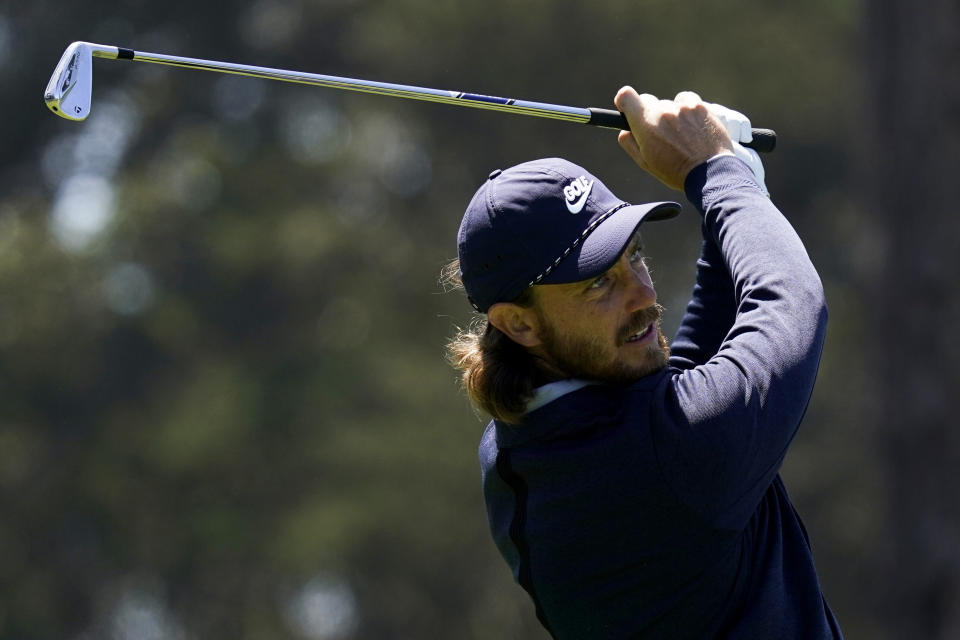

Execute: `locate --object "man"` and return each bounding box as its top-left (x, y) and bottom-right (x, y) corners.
top-left (445, 87), bottom-right (843, 639)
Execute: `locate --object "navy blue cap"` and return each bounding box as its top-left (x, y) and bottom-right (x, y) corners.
top-left (457, 158), bottom-right (681, 312)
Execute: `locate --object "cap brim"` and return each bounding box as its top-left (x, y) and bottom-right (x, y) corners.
top-left (539, 201), bottom-right (681, 285)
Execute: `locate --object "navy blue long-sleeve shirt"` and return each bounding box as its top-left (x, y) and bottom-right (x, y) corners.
top-left (479, 156), bottom-right (843, 639)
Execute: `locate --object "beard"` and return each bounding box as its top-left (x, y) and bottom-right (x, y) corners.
top-left (535, 304), bottom-right (670, 384)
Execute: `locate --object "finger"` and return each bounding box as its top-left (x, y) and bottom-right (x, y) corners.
top-left (615, 86), bottom-right (658, 120)
top-left (674, 90), bottom-right (702, 107)
top-left (707, 102), bottom-right (753, 143)
top-left (716, 104), bottom-right (750, 143)
top-left (617, 130), bottom-right (648, 170)
top-left (614, 85), bottom-right (638, 111)
top-left (706, 102), bottom-right (736, 140)
top-left (724, 106), bottom-right (752, 142)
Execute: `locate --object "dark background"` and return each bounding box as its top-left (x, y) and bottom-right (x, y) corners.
top-left (1, 0), bottom-right (957, 637)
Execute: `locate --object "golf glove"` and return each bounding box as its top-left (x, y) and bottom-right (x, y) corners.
top-left (706, 102), bottom-right (769, 196)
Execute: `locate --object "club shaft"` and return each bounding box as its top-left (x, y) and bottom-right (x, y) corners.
top-left (119, 47), bottom-right (593, 119)
top-left (97, 46), bottom-right (776, 151)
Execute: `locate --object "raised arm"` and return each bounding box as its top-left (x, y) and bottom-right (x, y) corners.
top-left (615, 88), bottom-right (739, 371)
top-left (616, 88), bottom-right (828, 528)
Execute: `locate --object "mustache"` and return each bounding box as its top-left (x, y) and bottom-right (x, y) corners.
top-left (617, 304), bottom-right (664, 343)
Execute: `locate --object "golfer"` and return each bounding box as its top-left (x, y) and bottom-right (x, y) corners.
top-left (445, 87), bottom-right (843, 638)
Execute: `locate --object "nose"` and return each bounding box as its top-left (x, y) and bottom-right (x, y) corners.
top-left (622, 258), bottom-right (657, 313)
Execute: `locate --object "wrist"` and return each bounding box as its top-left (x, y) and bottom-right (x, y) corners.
top-left (684, 154), bottom-right (765, 213)
top-left (707, 150), bottom-right (736, 163)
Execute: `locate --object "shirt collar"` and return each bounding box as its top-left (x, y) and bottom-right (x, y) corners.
top-left (525, 379), bottom-right (600, 414)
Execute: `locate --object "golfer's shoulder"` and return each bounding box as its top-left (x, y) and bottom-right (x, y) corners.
top-left (619, 368), bottom-right (681, 415)
top-left (638, 363), bottom-right (744, 424)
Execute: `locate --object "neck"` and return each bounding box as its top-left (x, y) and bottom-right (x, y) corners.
top-left (530, 352), bottom-right (570, 386)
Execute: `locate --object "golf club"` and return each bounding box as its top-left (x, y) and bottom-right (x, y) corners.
top-left (44, 41), bottom-right (776, 152)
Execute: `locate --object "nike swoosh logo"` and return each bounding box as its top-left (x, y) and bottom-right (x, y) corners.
top-left (565, 180), bottom-right (593, 214)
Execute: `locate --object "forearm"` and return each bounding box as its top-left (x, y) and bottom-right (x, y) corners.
top-left (654, 155), bottom-right (827, 527)
top-left (668, 232), bottom-right (736, 370)
top-left (612, 88), bottom-right (828, 525)
top-left (683, 155), bottom-right (827, 388)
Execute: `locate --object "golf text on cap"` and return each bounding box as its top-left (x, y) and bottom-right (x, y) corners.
top-left (564, 176), bottom-right (594, 214)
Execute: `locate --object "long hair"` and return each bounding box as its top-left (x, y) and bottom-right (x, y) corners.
top-left (441, 259), bottom-right (541, 424)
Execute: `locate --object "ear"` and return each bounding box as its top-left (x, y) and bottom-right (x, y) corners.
top-left (487, 302), bottom-right (542, 348)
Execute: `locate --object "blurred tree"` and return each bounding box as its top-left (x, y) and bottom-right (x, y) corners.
top-left (864, 0), bottom-right (960, 637)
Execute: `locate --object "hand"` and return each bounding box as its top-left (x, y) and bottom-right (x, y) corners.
top-left (706, 102), bottom-right (769, 195)
top-left (614, 88), bottom-right (734, 190)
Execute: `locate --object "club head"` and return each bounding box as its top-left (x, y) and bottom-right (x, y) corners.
top-left (44, 42), bottom-right (95, 121)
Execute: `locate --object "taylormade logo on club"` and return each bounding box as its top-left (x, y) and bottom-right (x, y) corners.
top-left (563, 176), bottom-right (593, 214)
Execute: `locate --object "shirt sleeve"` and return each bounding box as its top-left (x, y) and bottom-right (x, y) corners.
top-left (651, 155), bottom-right (828, 531)
top-left (668, 229), bottom-right (737, 371)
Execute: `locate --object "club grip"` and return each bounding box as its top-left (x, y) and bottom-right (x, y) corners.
top-left (587, 108), bottom-right (776, 153)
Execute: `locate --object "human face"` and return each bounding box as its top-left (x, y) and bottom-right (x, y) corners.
top-left (531, 232), bottom-right (669, 383)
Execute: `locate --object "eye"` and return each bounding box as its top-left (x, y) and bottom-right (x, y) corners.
top-left (588, 274), bottom-right (610, 290)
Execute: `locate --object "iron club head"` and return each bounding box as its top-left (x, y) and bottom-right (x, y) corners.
top-left (44, 42), bottom-right (120, 121)
top-left (44, 41), bottom-right (94, 120)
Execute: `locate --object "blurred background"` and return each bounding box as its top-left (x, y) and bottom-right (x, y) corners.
top-left (1, 0), bottom-right (958, 638)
